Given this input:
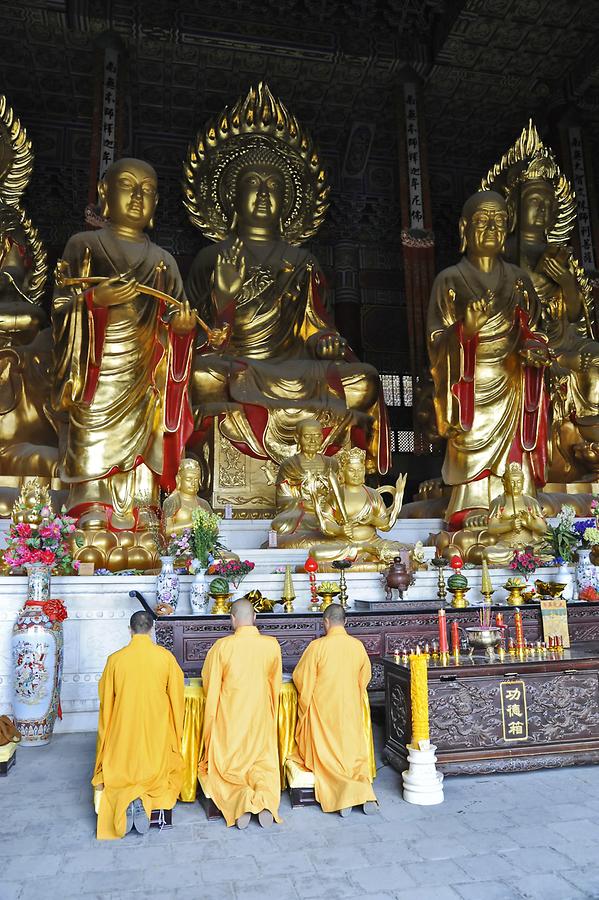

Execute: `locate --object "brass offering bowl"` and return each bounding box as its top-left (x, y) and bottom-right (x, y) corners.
top-left (465, 626), bottom-right (502, 656)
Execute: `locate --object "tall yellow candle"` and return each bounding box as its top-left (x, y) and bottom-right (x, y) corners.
top-left (409, 653), bottom-right (430, 746)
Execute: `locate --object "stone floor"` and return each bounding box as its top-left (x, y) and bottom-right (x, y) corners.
top-left (3, 727), bottom-right (599, 900)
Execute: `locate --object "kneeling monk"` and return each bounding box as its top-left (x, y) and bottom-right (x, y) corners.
top-left (293, 604), bottom-right (378, 815)
top-left (200, 599), bottom-right (282, 828)
top-left (92, 611), bottom-right (184, 839)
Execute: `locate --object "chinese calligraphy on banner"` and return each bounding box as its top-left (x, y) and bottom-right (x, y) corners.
top-left (403, 84), bottom-right (424, 230)
top-left (99, 46), bottom-right (118, 181)
top-left (500, 679), bottom-right (528, 742)
top-left (568, 127), bottom-right (596, 271)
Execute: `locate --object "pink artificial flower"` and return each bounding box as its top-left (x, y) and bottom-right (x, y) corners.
top-left (15, 523), bottom-right (32, 538)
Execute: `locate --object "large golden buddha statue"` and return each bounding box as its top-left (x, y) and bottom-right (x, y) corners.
top-left (482, 121), bottom-right (599, 482)
top-left (428, 190), bottom-right (551, 528)
top-left (183, 83), bottom-right (389, 511)
top-left (51, 158), bottom-right (196, 531)
top-left (0, 96), bottom-right (57, 506)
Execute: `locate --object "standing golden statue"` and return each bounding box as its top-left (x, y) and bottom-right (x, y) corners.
top-left (482, 121), bottom-right (599, 482)
top-left (0, 96), bottom-right (56, 498)
top-left (183, 83), bottom-right (389, 512)
top-left (309, 447), bottom-right (407, 566)
top-left (427, 190), bottom-right (551, 528)
top-left (51, 158), bottom-right (196, 531)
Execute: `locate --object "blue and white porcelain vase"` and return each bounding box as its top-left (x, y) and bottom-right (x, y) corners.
top-left (575, 548), bottom-right (598, 596)
top-left (12, 603), bottom-right (64, 745)
top-left (189, 562), bottom-right (208, 614)
top-left (156, 555), bottom-right (180, 611)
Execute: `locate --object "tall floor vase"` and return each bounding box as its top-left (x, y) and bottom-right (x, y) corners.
top-left (12, 598), bottom-right (64, 746)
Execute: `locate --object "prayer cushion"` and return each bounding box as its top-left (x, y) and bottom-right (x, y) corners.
top-left (285, 759), bottom-right (315, 789)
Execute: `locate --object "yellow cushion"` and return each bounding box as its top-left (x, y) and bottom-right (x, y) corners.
top-left (285, 758), bottom-right (315, 789)
top-left (0, 742), bottom-right (17, 763)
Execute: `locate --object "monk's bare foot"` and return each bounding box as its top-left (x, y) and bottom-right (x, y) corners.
top-left (339, 806), bottom-right (352, 817)
top-left (258, 810), bottom-right (274, 828)
top-left (362, 801), bottom-right (379, 815)
top-left (236, 812), bottom-right (251, 830)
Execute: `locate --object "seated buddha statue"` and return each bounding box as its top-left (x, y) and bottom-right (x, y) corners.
top-left (163, 458), bottom-right (214, 536)
top-left (270, 418), bottom-right (339, 549)
top-left (184, 83), bottom-right (389, 485)
top-left (309, 447), bottom-right (408, 567)
top-left (0, 98), bottom-right (58, 489)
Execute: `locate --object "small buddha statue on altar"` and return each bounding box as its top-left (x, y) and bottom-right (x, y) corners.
top-left (309, 447), bottom-right (407, 567)
top-left (184, 82), bottom-right (390, 498)
top-left (483, 462), bottom-right (548, 565)
top-left (163, 458), bottom-right (214, 536)
top-left (11, 477), bottom-right (52, 529)
top-left (270, 418), bottom-right (339, 548)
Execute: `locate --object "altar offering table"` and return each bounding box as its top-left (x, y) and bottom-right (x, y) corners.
top-left (155, 603), bottom-right (599, 704)
top-left (383, 643), bottom-right (599, 776)
top-left (180, 679), bottom-right (375, 802)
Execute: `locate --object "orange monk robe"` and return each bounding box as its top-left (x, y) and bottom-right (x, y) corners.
top-left (293, 625), bottom-right (377, 812)
top-left (200, 626), bottom-right (282, 826)
top-left (92, 634), bottom-right (185, 840)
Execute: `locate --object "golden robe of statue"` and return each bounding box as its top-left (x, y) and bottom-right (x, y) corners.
top-left (482, 121), bottom-right (599, 481)
top-left (184, 83), bottom-right (389, 476)
top-left (52, 159), bottom-right (196, 530)
top-left (428, 191), bottom-right (550, 525)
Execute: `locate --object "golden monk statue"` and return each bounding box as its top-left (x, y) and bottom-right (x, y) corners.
top-left (309, 447), bottom-right (407, 566)
top-left (482, 121), bottom-right (599, 481)
top-left (270, 418), bottom-right (339, 548)
top-left (0, 96), bottom-right (57, 490)
top-left (163, 458), bottom-right (213, 536)
top-left (428, 190), bottom-right (551, 529)
top-left (51, 158), bottom-right (196, 531)
top-left (484, 463), bottom-right (547, 565)
top-left (183, 83), bottom-right (389, 494)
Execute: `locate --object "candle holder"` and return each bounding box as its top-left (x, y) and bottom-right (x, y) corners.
top-left (332, 559), bottom-right (352, 608)
top-left (431, 556), bottom-right (447, 601)
top-left (304, 557), bottom-right (320, 612)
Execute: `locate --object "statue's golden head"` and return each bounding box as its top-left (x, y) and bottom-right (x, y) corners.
top-left (296, 418), bottom-right (323, 456)
top-left (502, 462), bottom-right (525, 496)
top-left (98, 158), bottom-right (158, 232)
top-left (338, 447), bottom-right (366, 486)
top-left (459, 191), bottom-right (508, 257)
top-left (175, 458), bottom-right (201, 495)
top-left (223, 146), bottom-right (295, 236)
top-left (507, 159), bottom-right (559, 238)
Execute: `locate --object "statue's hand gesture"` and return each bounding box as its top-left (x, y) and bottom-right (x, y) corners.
top-left (520, 339), bottom-right (551, 368)
top-left (315, 333), bottom-right (347, 360)
top-left (214, 238), bottom-right (246, 305)
top-left (94, 275), bottom-right (139, 308)
top-left (395, 473), bottom-right (407, 498)
top-left (171, 299), bottom-right (196, 335)
top-left (463, 293), bottom-right (492, 337)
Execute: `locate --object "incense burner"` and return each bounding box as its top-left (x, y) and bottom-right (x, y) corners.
top-left (465, 626), bottom-right (502, 657)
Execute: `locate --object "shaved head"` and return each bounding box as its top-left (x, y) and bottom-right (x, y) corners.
top-left (130, 610), bottom-right (154, 634)
top-left (230, 598), bottom-right (256, 629)
top-left (323, 603), bottom-right (346, 626)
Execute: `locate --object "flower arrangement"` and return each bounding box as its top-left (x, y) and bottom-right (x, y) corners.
top-left (135, 493), bottom-right (196, 559)
top-left (207, 559), bottom-right (255, 589)
top-left (4, 506), bottom-right (79, 574)
top-left (191, 507), bottom-right (223, 568)
top-left (573, 518), bottom-right (599, 549)
top-left (579, 585), bottom-right (599, 602)
top-left (543, 504), bottom-right (578, 564)
top-left (509, 547), bottom-right (541, 578)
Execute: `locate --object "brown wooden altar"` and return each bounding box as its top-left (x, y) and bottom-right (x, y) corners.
top-left (155, 601), bottom-right (599, 704)
top-left (383, 643), bottom-right (599, 775)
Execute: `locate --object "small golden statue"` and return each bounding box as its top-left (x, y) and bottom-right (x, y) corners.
top-left (11, 477), bottom-right (52, 528)
top-left (183, 82), bottom-right (389, 513)
top-left (163, 458), bottom-right (214, 536)
top-left (309, 447), bottom-right (407, 566)
top-left (52, 157), bottom-right (196, 532)
top-left (428, 190), bottom-right (550, 530)
top-left (482, 121), bottom-right (599, 484)
top-left (270, 418), bottom-right (340, 548)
